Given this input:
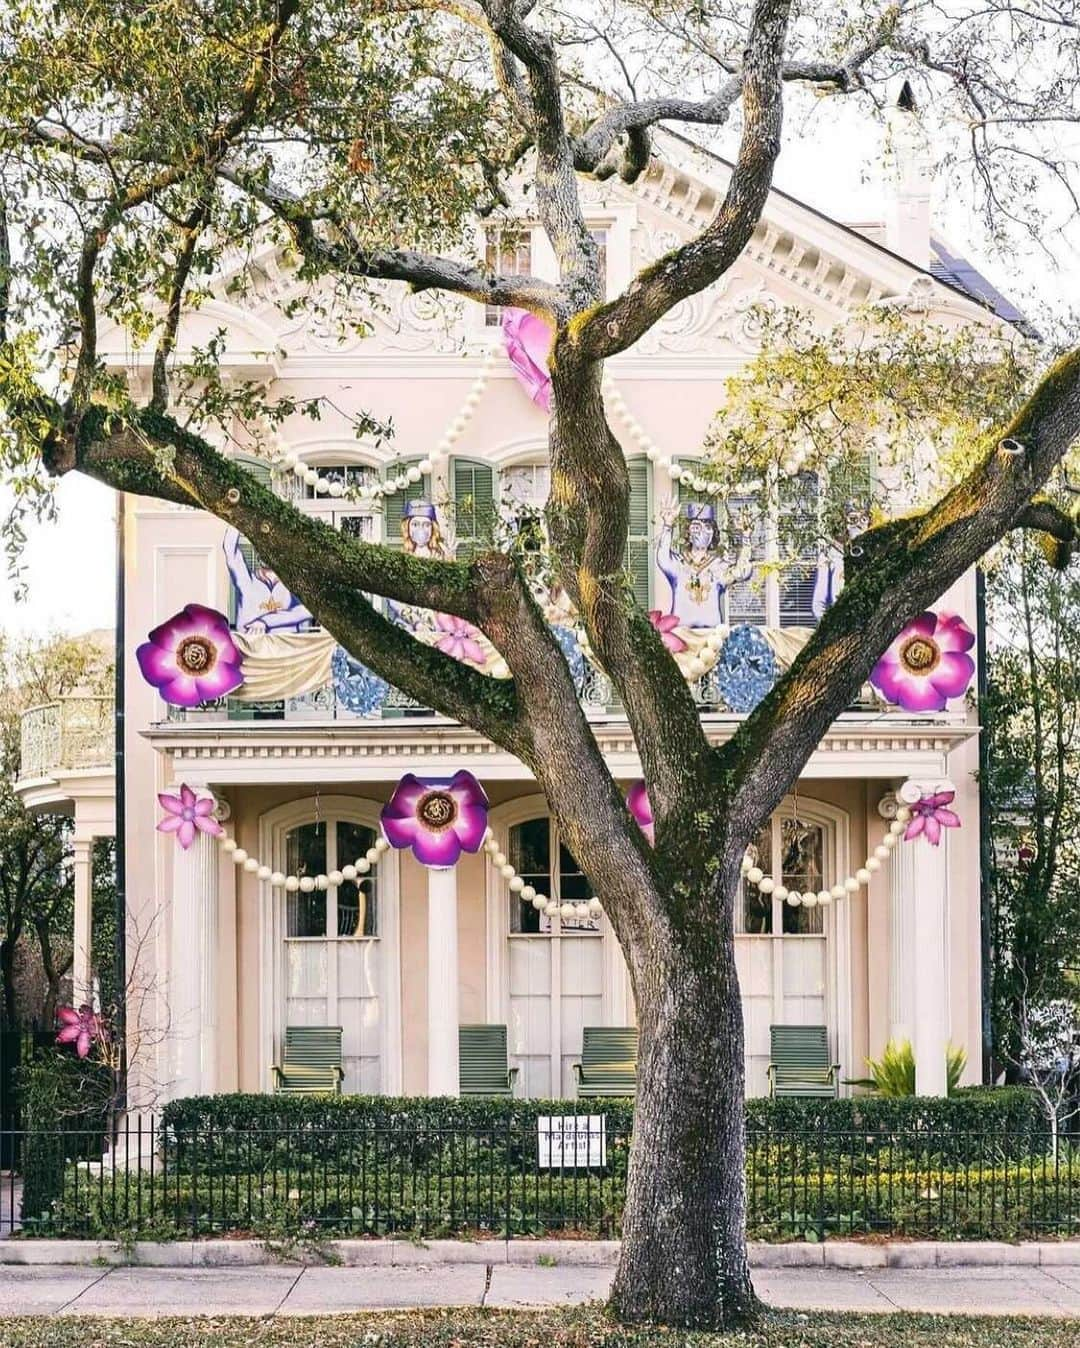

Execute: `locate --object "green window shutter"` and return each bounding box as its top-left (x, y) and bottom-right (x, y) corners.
top-left (625, 455), bottom-right (652, 610)
top-left (675, 457), bottom-right (707, 507)
top-left (383, 459), bottom-right (427, 548)
top-left (452, 458), bottom-right (495, 560)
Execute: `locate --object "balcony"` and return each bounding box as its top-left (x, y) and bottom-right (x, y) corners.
top-left (16, 696), bottom-right (115, 816)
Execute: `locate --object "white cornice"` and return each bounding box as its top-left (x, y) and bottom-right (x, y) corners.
top-left (141, 714), bottom-right (978, 784)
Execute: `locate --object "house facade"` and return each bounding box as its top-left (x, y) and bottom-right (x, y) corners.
top-left (18, 133), bottom-right (1017, 1106)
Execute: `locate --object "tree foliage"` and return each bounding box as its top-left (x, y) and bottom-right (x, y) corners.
top-left (983, 538), bottom-right (1080, 1077)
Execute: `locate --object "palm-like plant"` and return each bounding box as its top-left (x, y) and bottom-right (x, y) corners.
top-left (846, 1039), bottom-right (967, 1097)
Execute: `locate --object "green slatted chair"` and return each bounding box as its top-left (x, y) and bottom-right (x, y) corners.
top-left (572, 1027), bottom-right (638, 1098)
top-left (458, 1024), bottom-right (518, 1097)
top-left (272, 1026), bottom-right (344, 1094)
top-left (768, 1024), bottom-right (839, 1098)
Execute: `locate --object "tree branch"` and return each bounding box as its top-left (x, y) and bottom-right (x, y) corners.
top-left (569, 0), bottom-right (793, 361)
top-left (151, 197), bottom-right (213, 412)
top-left (722, 348), bottom-right (1080, 833)
top-left (42, 404), bottom-right (535, 752)
top-left (1017, 496), bottom-right (1078, 569)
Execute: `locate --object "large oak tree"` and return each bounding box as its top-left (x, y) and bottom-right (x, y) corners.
top-left (2, 0), bottom-right (1080, 1327)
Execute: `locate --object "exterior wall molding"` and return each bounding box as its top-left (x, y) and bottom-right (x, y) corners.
top-left (144, 716), bottom-right (978, 785)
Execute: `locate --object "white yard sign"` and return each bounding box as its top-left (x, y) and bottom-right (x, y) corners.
top-left (537, 1114), bottom-right (607, 1169)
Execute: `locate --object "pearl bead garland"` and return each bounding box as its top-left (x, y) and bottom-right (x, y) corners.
top-left (481, 828), bottom-right (604, 921)
top-left (740, 805), bottom-right (913, 906)
top-left (273, 348), bottom-right (501, 500)
top-left (220, 831), bottom-right (390, 890)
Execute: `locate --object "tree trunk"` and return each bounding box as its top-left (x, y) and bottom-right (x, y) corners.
top-left (610, 861), bottom-right (758, 1329)
top-left (0, 934), bottom-right (18, 1031)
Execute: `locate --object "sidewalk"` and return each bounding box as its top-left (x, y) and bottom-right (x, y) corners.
top-left (4, 1262), bottom-right (1080, 1318)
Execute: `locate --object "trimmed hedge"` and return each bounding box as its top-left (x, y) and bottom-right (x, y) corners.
top-left (19, 1052), bottom-right (110, 1228)
top-left (162, 1085), bottom-right (1039, 1137)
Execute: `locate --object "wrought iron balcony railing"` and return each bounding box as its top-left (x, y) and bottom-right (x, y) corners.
top-left (18, 696), bottom-right (114, 782)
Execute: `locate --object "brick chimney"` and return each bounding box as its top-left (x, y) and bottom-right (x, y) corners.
top-left (884, 80), bottom-right (933, 269)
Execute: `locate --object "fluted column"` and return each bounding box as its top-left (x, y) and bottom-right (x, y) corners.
top-left (170, 786), bottom-right (221, 1099)
top-left (71, 839), bottom-right (94, 1006)
top-left (427, 866), bottom-right (460, 1096)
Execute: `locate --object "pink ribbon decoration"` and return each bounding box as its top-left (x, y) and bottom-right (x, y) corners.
top-left (502, 308), bottom-right (553, 412)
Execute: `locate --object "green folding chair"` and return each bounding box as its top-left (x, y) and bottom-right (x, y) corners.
top-left (458, 1024), bottom-right (518, 1097)
top-left (272, 1026), bottom-right (344, 1094)
top-left (572, 1026), bottom-right (638, 1097)
top-left (767, 1024), bottom-right (839, 1098)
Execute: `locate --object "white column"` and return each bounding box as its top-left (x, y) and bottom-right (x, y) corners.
top-left (427, 866), bottom-right (460, 1096)
top-left (897, 779), bottom-right (952, 1097)
top-left (170, 787), bottom-right (220, 1099)
top-left (881, 794), bottom-right (917, 1045)
top-left (71, 839), bottom-right (94, 1007)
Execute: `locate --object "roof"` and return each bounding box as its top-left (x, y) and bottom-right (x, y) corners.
top-left (929, 239), bottom-right (1035, 336)
top-left (656, 127), bottom-right (1032, 336)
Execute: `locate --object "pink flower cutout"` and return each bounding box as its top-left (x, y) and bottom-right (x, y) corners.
top-left (157, 784), bottom-right (224, 850)
top-left (870, 611), bottom-right (975, 712)
top-left (137, 604), bottom-right (244, 707)
top-left (435, 614), bottom-right (487, 666)
top-left (647, 610), bottom-right (688, 654)
top-left (627, 780), bottom-right (654, 845)
top-left (502, 308), bottom-right (553, 412)
top-left (381, 771), bottom-right (489, 868)
top-left (904, 791), bottom-right (961, 846)
top-left (56, 1005), bottom-right (103, 1059)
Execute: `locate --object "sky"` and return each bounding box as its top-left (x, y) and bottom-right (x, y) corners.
top-left (1, 98), bottom-right (1076, 640)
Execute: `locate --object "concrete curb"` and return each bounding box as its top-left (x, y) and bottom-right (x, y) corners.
top-left (2, 1238), bottom-right (1080, 1269)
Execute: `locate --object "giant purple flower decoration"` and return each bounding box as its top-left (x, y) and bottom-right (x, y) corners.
top-left (137, 604), bottom-right (244, 707)
top-left (870, 611), bottom-right (975, 712)
top-left (503, 308), bottom-right (553, 412)
top-left (381, 770), bottom-right (489, 868)
top-left (157, 784), bottom-right (224, 850)
top-left (435, 614), bottom-right (487, 666)
top-left (647, 610), bottom-right (688, 655)
top-left (56, 1005), bottom-right (103, 1059)
top-left (627, 780), bottom-right (654, 845)
top-left (904, 790), bottom-right (961, 846)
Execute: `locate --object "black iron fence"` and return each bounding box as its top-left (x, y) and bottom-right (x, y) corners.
top-left (4, 1118), bottom-right (1080, 1243)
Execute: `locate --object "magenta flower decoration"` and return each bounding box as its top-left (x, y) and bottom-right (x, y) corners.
top-left (870, 611), bottom-right (975, 712)
top-left (647, 610), bottom-right (688, 655)
top-left (502, 307), bottom-right (553, 412)
top-left (381, 770), bottom-right (489, 868)
top-left (435, 613), bottom-right (487, 666)
top-left (137, 604), bottom-right (244, 707)
top-left (157, 784), bottom-right (224, 850)
top-left (56, 1005), bottom-right (103, 1059)
top-left (627, 780), bottom-right (654, 845)
top-left (904, 790), bottom-right (961, 846)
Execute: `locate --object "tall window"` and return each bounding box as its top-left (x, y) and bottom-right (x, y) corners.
top-left (485, 227), bottom-right (532, 326)
top-left (508, 817), bottom-right (598, 934)
top-left (590, 227), bottom-right (609, 298)
top-left (740, 815), bottom-right (825, 936)
top-left (285, 818), bottom-right (379, 938)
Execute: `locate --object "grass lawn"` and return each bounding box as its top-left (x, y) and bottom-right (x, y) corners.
top-left (4, 1309), bottom-right (1080, 1347)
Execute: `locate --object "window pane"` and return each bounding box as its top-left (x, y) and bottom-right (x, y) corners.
top-left (336, 821), bottom-right (377, 937)
top-left (742, 826), bottom-right (773, 934)
top-left (781, 818), bottom-right (824, 935)
top-left (485, 229), bottom-right (532, 325)
top-left (559, 842), bottom-right (600, 933)
top-left (286, 823), bottom-right (327, 937)
top-left (509, 818), bottom-right (551, 933)
top-left (726, 495), bottom-right (767, 625)
top-left (590, 227), bottom-right (608, 299)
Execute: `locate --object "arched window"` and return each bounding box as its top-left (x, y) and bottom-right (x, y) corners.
top-left (507, 816), bottom-right (598, 935)
top-left (284, 818), bottom-right (379, 938)
top-left (741, 815), bottom-right (825, 937)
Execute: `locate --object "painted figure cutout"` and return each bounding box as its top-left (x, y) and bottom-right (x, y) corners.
top-left (400, 500), bottom-right (450, 559)
top-left (656, 502), bottom-right (754, 630)
top-left (224, 527), bottom-right (313, 634)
